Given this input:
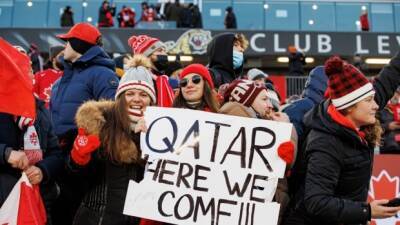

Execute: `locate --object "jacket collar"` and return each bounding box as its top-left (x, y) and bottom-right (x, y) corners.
top-left (327, 104), bottom-right (366, 142)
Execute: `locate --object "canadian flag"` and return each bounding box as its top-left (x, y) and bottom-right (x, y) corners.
top-left (0, 173), bottom-right (46, 225)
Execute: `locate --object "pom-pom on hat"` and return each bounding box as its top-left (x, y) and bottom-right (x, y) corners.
top-left (128, 35), bottom-right (165, 57)
top-left (224, 79), bottom-right (266, 107)
top-left (324, 56), bottom-right (375, 110)
top-left (179, 64), bottom-right (214, 89)
top-left (116, 66), bottom-right (156, 104)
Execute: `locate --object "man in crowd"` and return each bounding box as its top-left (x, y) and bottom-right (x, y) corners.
top-left (50, 22), bottom-right (119, 225)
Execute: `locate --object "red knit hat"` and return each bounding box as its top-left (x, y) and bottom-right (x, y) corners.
top-left (57, 23), bottom-right (101, 45)
top-left (180, 64), bottom-right (214, 89)
top-left (325, 56), bottom-right (375, 110)
top-left (224, 79), bottom-right (266, 107)
top-left (128, 35), bottom-right (165, 57)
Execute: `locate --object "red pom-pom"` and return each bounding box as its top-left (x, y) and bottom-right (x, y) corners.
top-left (278, 141), bottom-right (295, 164)
top-left (324, 56), bottom-right (344, 77)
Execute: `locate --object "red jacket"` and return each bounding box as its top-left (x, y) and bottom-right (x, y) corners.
top-left (141, 8), bottom-right (156, 22)
top-left (118, 8), bottom-right (136, 27)
top-left (360, 13), bottom-right (369, 31)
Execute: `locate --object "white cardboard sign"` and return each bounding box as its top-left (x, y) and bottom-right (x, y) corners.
top-left (124, 107), bottom-right (293, 225)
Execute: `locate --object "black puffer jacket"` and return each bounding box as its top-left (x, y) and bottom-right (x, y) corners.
top-left (67, 100), bottom-right (144, 225)
top-left (207, 33), bottom-right (243, 88)
top-left (284, 51), bottom-right (400, 225)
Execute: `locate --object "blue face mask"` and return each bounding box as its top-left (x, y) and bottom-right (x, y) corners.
top-left (233, 50), bottom-right (243, 69)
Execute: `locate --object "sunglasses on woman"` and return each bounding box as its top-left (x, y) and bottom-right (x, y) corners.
top-left (180, 75), bottom-right (202, 88)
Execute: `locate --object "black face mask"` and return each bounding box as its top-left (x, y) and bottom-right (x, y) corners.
top-left (153, 55), bottom-right (169, 73)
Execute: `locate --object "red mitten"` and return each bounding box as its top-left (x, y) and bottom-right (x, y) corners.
top-left (139, 219), bottom-right (164, 225)
top-left (71, 128), bottom-right (101, 165)
top-left (277, 141), bottom-right (295, 164)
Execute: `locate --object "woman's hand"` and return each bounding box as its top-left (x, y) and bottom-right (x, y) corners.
top-left (135, 117), bottom-right (148, 133)
top-left (370, 199), bottom-right (400, 219)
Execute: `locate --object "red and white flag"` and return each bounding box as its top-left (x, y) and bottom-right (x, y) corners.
top-left (0, 173), bottom-right (46, 225)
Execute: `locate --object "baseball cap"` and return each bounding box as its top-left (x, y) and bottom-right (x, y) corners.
top-left (57, 22), bottom-right (101, 45)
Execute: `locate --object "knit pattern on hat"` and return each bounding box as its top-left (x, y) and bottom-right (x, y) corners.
top-left (116, 66), bottom-right (156, 103)
top-left (180, 64), bottom-right (214, 89)
top-left (128, 35), bottom-right (165, 57)
top-left (324, 56), bottom-right (375, 110)
top-left (224, 79), bottom-right (266, 107)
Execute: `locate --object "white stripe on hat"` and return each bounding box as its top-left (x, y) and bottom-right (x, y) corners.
top-left (116, 81), bottom-right (156, 103)
top-left (332, 83), bottom-right (375, 110)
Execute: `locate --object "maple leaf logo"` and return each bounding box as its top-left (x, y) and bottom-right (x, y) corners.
top-left (29, 132), bottom-right (38, 146)
top-left (368, 170), bottom-right (400, 225)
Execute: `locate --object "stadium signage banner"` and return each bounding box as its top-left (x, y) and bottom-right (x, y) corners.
top-left (1, 28), bottom-right (398, 56)
top-left (123, 107), bottom-right (292, 225)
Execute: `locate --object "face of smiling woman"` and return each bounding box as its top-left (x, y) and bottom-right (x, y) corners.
top-left (180, 73), bottom-right (205, 103)
top-left (124, 89), bottom-right (152, 116)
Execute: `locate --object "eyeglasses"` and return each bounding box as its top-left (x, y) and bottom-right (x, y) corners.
top-left (180, 75), bottom-right (202, 88)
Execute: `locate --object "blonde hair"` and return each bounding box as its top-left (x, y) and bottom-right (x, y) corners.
top-left (234, 33), bottom-right (249, 50)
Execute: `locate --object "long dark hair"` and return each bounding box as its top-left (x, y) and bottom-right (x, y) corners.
top-left (100, 93), bottom-right (140, 164)
top-left (173, 82), bottom-right (220, 112)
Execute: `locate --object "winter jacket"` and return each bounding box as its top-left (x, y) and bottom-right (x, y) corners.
top-left (378, 106), bottom-right (400, 153)
top-left (165, 3), bottom-right (182, 22)
top-left (190, 6), bottom-right (202, 28)
top-left (61, 11), bottom-right (74, 27)
top-left (288, 51), bottom-right (306, 76)
top-left (0, 99), bottom-right (63, 208)
top-left (117, 8), bottom-right (136, 28)
top-left (224, 11), bottom-right (237, 29)
top-left (284, 51), bottom-right (400, 225)
top-left (207, 33), bottom-right (243, 88)
top-left (360, 13), bottom-right (369, 31)
top-left (283, 66), bottom-right (328, 137)
top-left (50, 45), bottom-right (118, 136)
top-left (98, 5), bottom-right (116, 27)
top-left (67, 100), bottom-right (143, 225)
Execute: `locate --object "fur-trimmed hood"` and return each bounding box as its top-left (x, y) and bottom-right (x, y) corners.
top-left (75, 100), bottom-right (114, 135)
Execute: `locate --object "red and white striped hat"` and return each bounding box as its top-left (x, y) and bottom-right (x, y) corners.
top-left (116, 66), bottom-right (156, 104)
top-left (128, 35), bottom-right (165, 57)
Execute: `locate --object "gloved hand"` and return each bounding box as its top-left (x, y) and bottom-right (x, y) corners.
top-left (71, 128), bottom-right (101, 166)
top-left (277, 141), bottom-right (295, 164)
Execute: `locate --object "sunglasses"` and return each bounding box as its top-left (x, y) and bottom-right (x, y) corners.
top-left (180, 75), bottom-right (202, 88)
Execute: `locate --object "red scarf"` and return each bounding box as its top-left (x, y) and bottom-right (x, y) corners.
top-left (327, 104), bottom-right (366, 142)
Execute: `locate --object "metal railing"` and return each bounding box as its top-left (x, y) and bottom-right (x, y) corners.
top-left (286, 76), bottom-right (308, 97)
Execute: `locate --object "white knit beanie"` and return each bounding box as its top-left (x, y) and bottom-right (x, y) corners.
top-left (115, 66), bottom-right (156, 104)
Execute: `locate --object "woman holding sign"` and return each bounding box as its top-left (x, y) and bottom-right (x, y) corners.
top-left (219, 79), bottom-right (296, 224)
top-left (284, 54), bottom-right (400, 225)
top-left (173, 64), bottom-right (220, 112)
top-left (67, 66), bottom-right (154, 225)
